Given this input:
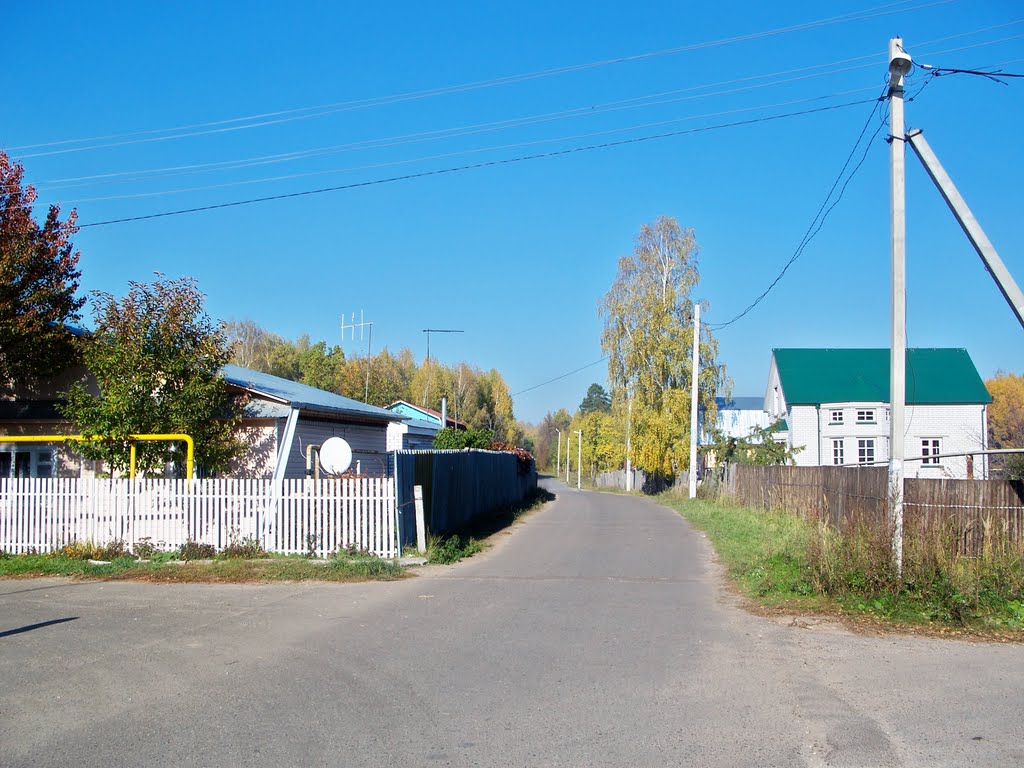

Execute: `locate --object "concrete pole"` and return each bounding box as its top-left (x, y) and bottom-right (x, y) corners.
top-left (555, 428), bottom-right (562, 476)
top-left (577, 429), bottom-right (582, 490)
top-left (566, 431), bottom-right (571, 483)
top-left (688, 303), bottom-right (701, 499)
top-left (888, 37), bottom-right (908, 575)
top-left (625, 394), bottom-right (633, 492)
top-left (905, 129), bottom-right (1024, 329)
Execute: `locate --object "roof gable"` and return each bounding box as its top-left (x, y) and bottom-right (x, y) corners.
top-left (771, 348), bottom-right (991, 406)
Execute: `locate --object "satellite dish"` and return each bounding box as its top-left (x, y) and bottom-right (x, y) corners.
top-left (319, 437), bottom-right (353, 475)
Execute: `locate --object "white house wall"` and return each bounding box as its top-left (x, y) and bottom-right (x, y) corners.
top-left (228, 422), bottom-right (278, 479)
top-left (786, 402), bottom-right (988, 478)
top-left (788, 405), bottom-right (822, 466)
top-left (765, 360), bottom-right (786, 417)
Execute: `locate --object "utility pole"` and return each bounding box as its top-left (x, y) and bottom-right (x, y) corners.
top-left (577, 429), bottom-right (582, 490)
top-left (555, 428), bottom-right (562, 476)
top-left (688, 303), bottom-right (701, 499)
top-left (625, 393), bottom-right (633, 492)
top-left (888, 37), bottom-right (912, 575)
top-left (905, 129), bottom-right (1024, 328)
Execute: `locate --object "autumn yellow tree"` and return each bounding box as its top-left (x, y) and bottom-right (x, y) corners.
top-left (987, 371), bottom-right (1024, 478)
top-left (599, 216), bottom-right (728, 476)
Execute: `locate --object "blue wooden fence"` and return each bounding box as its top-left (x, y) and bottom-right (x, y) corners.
top-left (393, 449), bottom-right (537, 548)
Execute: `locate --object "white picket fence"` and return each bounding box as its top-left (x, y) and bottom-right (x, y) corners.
top-left (0, 477), bottom-right (398, 558)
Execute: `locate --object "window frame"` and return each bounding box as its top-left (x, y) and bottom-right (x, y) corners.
top-left (0, 446), bottom-right (57, 479)
top-left (856, 409), bottom-right (876, 424)
top-left (829, 409), bottom-right (844, 425)
top-left (832, 439), bottom-right (844, 465)
top-left (857, 438), bottom-right (875, 465)
top-left (921, 438), bottom-right (942, 466)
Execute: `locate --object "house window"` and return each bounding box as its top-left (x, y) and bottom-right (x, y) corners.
top-left (856, 409), bottom-right (875, 424)
top-left (832, 439), bottom-right (844, 465)
top-left (921, 438), bottom-right (941, 465)
top-left (0, 447), bottom-right (55, 479)
top-left (829, 410), bottom-right (844, 424)
top-left (857, 439), bottom-right (875, 465)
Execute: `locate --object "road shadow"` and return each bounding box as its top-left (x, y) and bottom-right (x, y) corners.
top-left (0, 617), bottom-right (79, 639)
top-left (443, 487), bottom-right (557, 543)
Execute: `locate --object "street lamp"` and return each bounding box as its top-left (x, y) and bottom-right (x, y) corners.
top-left (566, 431), bottom-right (571, 484)
top-left (554, 428), bottom-right (562, 476)
top-left (577, 429), bottom-right (582, 490)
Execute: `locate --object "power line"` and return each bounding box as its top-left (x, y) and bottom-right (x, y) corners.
top-left (35, 27), bottom-right (1024, 195)
top-left (709, 92), bottom-right (889, 331)
top-left (921, 64), bottom-right (1024, 82)
top-left (512, 357), bottom-right (611, 398)
top-left (56, 88), bottom-right (880, 205)
top-left (39, 57), bottom-right (889, 191)
top-left (12, 0), bottom-right (958, 157)
top-left (76, 98), bottom-right (874, 228)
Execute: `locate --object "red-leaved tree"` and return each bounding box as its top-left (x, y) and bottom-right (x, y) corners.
top-left (0, 151), bottom-right (85, 393)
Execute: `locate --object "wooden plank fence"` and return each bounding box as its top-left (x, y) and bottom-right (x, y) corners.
top-left (0, 477), bottom-right (398, 558)
top-left (727, 465), bottom-right (1024, 554)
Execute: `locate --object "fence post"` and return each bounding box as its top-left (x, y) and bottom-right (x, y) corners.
top-left (414, 485), bottom-right (427, 554)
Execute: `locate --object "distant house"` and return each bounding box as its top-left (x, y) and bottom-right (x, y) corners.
top-left (699, 396), bottom-right (778, 471)
top-left (386, 400), bottom-right (466, 430)
top-left (701, 396), bottom-right (775, 441)
top-left (384, 400), bottom-right (468, 451)
top-left (0, 363), bottom-right (404, 480)
top-left (765, 348), bottom-right (992, 479)
top-left (385, 417), bottom-right (440, 452)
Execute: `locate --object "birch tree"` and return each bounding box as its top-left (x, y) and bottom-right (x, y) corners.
top-left (599, 215), bottom-right (728, 475)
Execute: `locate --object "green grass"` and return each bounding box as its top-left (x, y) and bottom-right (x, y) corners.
top-left (661, 496), bottom-right (820, 604)
top-left (426, 534), bottom-right (484, 564)
top-left (661, 495), bottom-right (1024, 635)
top-left (0, 551), bottom-right (406, 583)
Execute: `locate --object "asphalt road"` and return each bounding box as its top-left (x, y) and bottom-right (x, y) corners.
top-left (2, 478), bottom-right (1022, 767)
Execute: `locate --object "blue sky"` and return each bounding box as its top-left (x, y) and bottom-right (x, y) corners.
top-left (5, 1), bottom-right (1022, 423)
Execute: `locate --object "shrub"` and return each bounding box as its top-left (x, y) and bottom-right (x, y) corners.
top-left (179, 540), bottom-right (217, 560)
top-left (134, 538), bottom-right (157, 560)
top-left (50, 540), bottom-right (95, 560)
top-left (222, 535), bottom-right (266, 559)
top-left (433, 428), bottom-right (495, 450)
top-left (91, 539), bottom-right (130, 561)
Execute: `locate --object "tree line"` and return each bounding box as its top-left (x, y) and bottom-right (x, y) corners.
top-left (223, 320), bottom-right (521, 445)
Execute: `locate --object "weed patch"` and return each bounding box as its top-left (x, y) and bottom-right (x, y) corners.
top-left (0, 551), bottom-right (405, 583)
top-left (427, 534), bottom-right (483, 564)
top-left (664, 495), bottom-right (1024, 634)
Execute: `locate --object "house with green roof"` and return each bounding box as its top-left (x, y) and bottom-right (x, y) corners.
top-left (765, 348), bottom-right (992, 479)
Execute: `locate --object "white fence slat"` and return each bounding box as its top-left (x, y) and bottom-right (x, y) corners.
top-left (0, 477), bottom-right (399, 558)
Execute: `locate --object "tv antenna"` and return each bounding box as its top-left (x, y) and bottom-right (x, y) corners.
top-left (422, 328), bottom-right (464, 361)
top-left (341, 310), bottom-right (374, 402)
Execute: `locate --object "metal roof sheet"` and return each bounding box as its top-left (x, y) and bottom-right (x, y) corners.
top-left (223, 364), bottom-right (402, 422)
top-left (772, 348), bottom-right (992, 405)
top-left (714, 396), bottom-right (765, 411)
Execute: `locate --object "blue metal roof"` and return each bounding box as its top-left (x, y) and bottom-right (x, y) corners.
top-left (222, 364), bottom-right (402, 423)
top-left (714, 396), bottom-right (766, 411)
